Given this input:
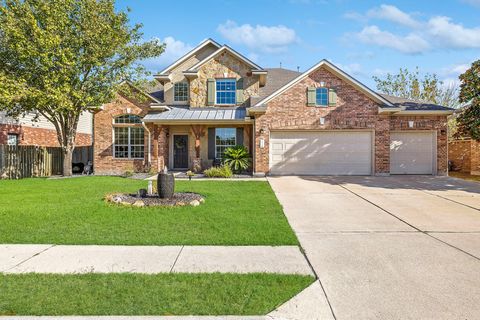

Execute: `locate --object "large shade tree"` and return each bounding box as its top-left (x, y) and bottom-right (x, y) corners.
top-left (456, 60), bottom-right (480, 140)
top-left (0, 0), bottom-right (164, 175)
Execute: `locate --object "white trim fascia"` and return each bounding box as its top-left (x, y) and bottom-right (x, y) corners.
top-left (187, 45), bottom-right (264, 72)
top-left (158, 38), bottom-right (221, 75)
top-left (253, 59), bottom-right (394, 107)
top-left (392, 110), bottom-right (454, 116)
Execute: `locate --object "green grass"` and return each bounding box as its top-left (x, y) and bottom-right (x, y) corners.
top-left (0, 177), bottom-right (297, 245)
top-left (0, 273), bottom-right (314, 316)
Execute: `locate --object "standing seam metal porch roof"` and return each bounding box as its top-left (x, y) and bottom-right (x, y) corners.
top-left (143, 106), bottom-right (247, 122)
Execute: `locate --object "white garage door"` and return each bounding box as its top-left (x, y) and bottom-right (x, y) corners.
top-left (269, 131), bottom-right (372, 175)
top-left (390, 132), bottom-right (435, 174)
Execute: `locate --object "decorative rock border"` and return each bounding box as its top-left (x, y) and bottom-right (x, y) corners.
top-left (105, 193), bottom-right (204, 207)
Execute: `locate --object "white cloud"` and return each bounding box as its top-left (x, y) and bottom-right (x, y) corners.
top-left (427, 16), bottom-right (480, 49)
top-left (367, 4), bottom-right (421, 28)
top-left (346, 5), bottom-right (480, 54)
top-left (356, 26), bottom-right (430, 54)
top-left (142, 37), bottom-right (193, 71)
top-left (217, 20), bottom-right (297, 53)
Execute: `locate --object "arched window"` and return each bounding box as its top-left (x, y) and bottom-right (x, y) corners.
top-left (113, 114), bottom-right (144, 159)
top-left (114, 114), bottom-right (142, 124)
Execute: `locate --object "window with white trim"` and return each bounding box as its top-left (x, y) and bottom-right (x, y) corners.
top-left (216, 79), bottom-right (236, 105)
top-left (113, 115), bottom-right (144, 159)
top-left (215, 128), bottom-right (236, 159)
top-left (7, 133), bottom-right (18, 146)
top-left (174, 82), bottom-right (188, 102)
top-left (316, 88), bottom-right (328, 106)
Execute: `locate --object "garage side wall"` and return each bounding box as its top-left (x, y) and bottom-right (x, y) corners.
top-left (254, 66), bottom-right (449, 175)
top-left (254, 66), bottom-right (390, 175)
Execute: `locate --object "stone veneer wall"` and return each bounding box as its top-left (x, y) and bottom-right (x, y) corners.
top-left (0, 124), bottom-right (91, 147)
top-left (189, 51), bottom-right (259, 107)
top-left (253, 66), bottom-right (449, 175)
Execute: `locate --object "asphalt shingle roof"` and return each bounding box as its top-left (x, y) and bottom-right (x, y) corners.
top-left (379, 93), bottom-right (454, 111)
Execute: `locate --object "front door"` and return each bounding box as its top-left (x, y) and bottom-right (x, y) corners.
top-left (173, 135), bottom-right (189, 169)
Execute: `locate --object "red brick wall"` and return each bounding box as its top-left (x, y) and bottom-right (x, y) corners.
top-left (93, 95), bottom-right (151, 175)
top-left (254, 66), bottom-right (449, 175)
top-left (448, 140), bottom-right (471, 173)
top-left (0, 124), bottom-right (91, 147)
top-left (472, 140), bottom-right (480, 175)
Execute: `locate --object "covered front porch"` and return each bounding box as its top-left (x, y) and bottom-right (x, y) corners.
top-left (143, 107), bottom-right (254, 173)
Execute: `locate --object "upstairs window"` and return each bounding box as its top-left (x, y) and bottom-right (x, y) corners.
top-left (316, 88), bottom-right (329, 106)
top-left (216, 79), bottom-right (236, 105)
top-left (174, 82), bottom-right (188, 102)
top-left (113, 115), bottom-right (144, 159)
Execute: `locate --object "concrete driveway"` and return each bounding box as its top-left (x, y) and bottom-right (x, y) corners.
top-left (268, 175), bottom-right (480, 320)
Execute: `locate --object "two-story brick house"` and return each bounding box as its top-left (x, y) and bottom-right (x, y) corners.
top-left (93, 38), bottom-right (454, 176)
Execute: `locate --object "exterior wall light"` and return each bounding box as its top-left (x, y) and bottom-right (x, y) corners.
top-left (408, 120), bottom-right (414, 128)
top-left (126, 107), bottom-right (131, 114)
top-left (259, 138), bottom-right (265, 148)
top-left (320, 117), bottom-right (325, 125)
top-left (320, 81), bottom-right (325, 87)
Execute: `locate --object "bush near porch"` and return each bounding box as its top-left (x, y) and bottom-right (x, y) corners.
top-left (0, 177), bottom-right (298, 245)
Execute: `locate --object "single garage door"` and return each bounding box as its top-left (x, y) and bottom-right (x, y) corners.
top-left (269, 131), bottom-right (372, 175)
top-left (390, 131), bottom-right (435, 174)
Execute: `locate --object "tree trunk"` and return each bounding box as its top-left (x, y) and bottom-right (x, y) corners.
top-left (63, 146), bottom-right (74, 176)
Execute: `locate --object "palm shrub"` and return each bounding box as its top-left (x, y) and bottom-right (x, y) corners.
top-left (222, 145), bottom-right (251, 173)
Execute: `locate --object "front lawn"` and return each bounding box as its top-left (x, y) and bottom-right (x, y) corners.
top-left (0, 273), bottom-right (314, 315)
top-left (0, 177), bottom-right (297, 245)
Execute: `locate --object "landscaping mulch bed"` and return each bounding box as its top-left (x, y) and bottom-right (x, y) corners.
top-left (105, 192), bottom-right (204, 207)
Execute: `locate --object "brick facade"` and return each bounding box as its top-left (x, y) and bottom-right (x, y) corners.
top-left (253, 66), bottom-right (449, 175)
top-left (449, 139), bottom-right (480, 175)
top-left (93, 94), bottom-right (151, 175)
top-left (0, 123), bottom-right (91, 147)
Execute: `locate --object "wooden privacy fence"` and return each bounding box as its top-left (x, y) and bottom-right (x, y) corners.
top-left (0, 145), bottom-right (64, 179)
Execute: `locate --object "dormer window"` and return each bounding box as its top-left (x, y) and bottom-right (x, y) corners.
top-left (216, 79), bottom-right (236, 105)
top-left (316, 88), bottom-right (329, 106)
top-left (174, 82), bottom-right (188, 102)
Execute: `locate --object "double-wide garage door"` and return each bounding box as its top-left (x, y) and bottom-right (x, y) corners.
top-left (269, 130), bottom-right (436, 175)
top-left (270, 131), bottom-right (373, 175)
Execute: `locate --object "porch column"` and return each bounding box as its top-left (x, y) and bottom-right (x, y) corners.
top-left (190, 125), bottom-right (206, 172)
top-left (154, 125), bottom-right (169, 172)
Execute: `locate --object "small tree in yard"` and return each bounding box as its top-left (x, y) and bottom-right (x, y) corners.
top-left (456, 60), bottom-right (480, 140)
top-left (0, 0), bottom-right (164, 175)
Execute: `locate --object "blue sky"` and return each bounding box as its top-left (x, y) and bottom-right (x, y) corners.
top-left (116, 0), bottom-right (480, 88)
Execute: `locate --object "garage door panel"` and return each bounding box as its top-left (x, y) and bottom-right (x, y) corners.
top-left (390, 132), bottom-right (434, 175)
top-left (270, 131), bottom-right (372, 175)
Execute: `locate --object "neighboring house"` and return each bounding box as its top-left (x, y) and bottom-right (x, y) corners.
top-left (93, 38), bottom-right (454, 176)
top-left (0, 111), bottom-right (92, 147)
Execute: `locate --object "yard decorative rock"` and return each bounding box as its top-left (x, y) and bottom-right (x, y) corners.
top-left (105, 192), bottom-right (204, 207)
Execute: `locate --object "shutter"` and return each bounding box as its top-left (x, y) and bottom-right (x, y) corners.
top-left (207, 78), bottom-right (215, 106)
top-left (208, 127), bottom-right (216, 159)
top-left (329, 88), bottom-right (337, 106)
top-left (236, 127), bottom-right (244, 146)
top-left (307, 87), bottom-right (316, 106)
top-left (236, 78), bottom-right (244, 105)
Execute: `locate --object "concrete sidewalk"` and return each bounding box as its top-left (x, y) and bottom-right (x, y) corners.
top-left (0, 245), bottom-right (313, 275)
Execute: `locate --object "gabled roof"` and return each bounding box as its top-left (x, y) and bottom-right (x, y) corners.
top-left (187, 45), bottom-right (264, 72)
top-left (253, 59), bottom-right (394, 107)
top-left (118, 80), bottom-right (162, 104)
top-left (158, 38), bottom-right (221, 75)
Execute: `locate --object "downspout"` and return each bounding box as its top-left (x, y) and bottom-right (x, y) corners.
top-left (142, 122), bottom-right (152, 167)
